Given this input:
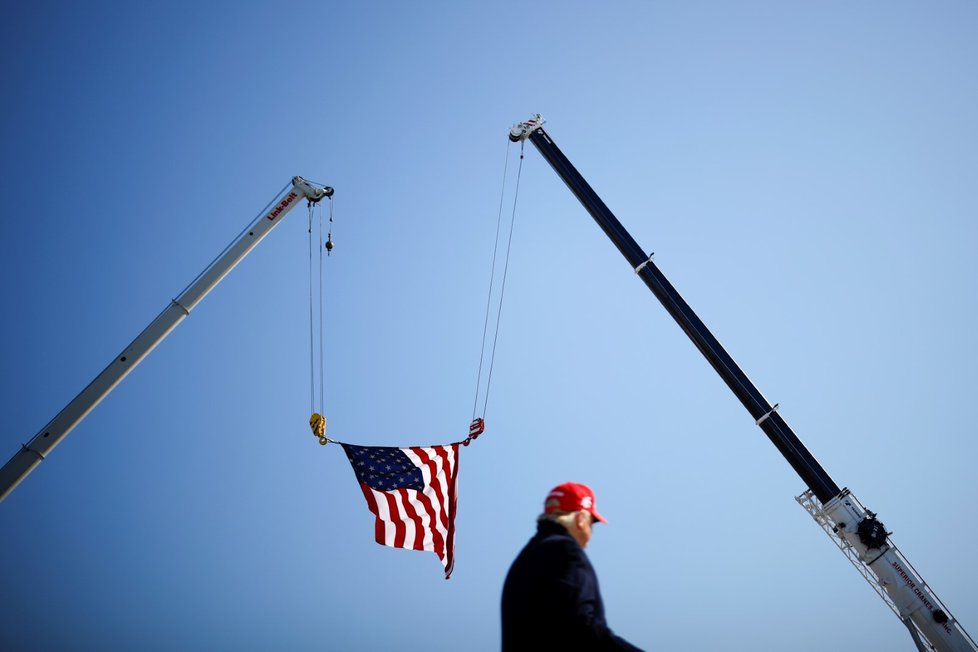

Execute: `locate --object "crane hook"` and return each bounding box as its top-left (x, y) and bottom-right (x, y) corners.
top-left (309, 412), bottom-right (328, 445)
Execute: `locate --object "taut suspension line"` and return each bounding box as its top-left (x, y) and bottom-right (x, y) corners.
top-left (308, 196), bottom-right (333, 445)
top-left (469, 140), bottom-right (525, 441)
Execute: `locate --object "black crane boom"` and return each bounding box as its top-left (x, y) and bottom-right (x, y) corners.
top-left (511, 118), bottom-right (841, 504)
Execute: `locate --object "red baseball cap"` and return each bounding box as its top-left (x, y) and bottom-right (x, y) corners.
top-left (544, 482), bottom-right (607, 524)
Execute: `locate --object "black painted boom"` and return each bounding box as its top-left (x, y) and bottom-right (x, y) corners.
top-left (521, 124), bottom-right (841, 504)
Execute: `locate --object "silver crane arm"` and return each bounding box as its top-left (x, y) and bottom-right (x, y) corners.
top-left (0, 176), bottom-right (332, 503)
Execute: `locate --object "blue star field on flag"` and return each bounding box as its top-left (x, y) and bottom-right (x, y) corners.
top-left (343, 444), bottom-right (424, 492)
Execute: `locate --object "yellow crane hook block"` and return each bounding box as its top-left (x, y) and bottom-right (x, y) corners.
top-left (309, 413), bottom-right (327, 445)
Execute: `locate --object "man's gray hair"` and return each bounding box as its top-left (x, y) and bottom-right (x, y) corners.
top-left (538, 510), bottom-right (586, 528)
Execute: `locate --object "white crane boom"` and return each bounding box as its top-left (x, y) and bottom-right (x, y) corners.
top-left (0, 176), bottom-right (332, 503)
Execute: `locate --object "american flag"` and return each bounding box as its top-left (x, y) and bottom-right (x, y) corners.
top-left (341, 442), bottom-right (460, 579)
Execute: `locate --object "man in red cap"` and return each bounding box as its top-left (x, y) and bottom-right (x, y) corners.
top-left (500, 482), bottom-right (643, 650)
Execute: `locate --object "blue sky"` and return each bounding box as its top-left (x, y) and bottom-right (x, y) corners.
top-left (2, 2), bottom-right (976, 650)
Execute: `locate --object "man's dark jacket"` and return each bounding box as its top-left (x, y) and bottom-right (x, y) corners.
top-left (500, 520), bottom-right (642, 651)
